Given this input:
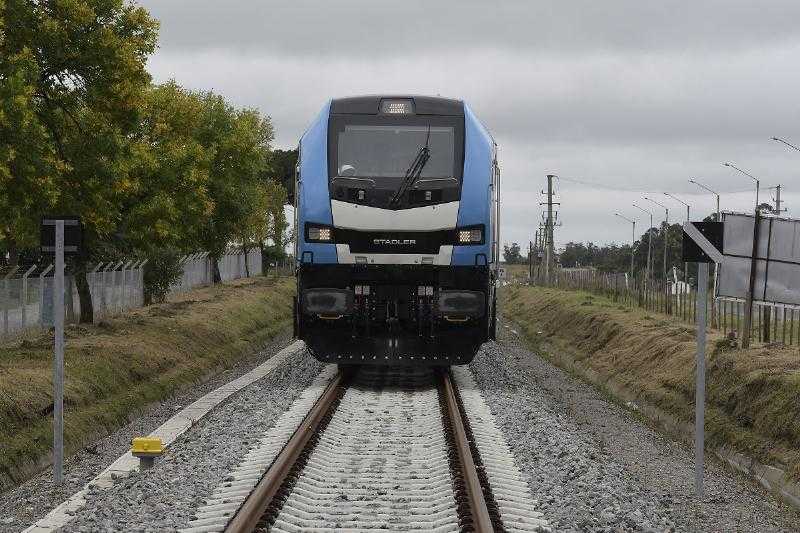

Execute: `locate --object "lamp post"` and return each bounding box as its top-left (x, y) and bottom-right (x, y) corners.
top-left (770, 138), bottom-right (795, 214)
top-left (615, 213), bottom-right (636, 278)
top-left (644, 196), bottom-right (669, 284)
top-left (664, 192), bottom-right (690, 222)
top-left (632, 204), bottom-right (653, 285)
top-left (689, 178), bottom-right (720, 222)
top-left (772, 136), bottom-right (800, 153)
top-left (664, 192), bottom-right (691, 284)
top-left (723, 163), bottom-right (761, 347)
top-left (723, 162), bottom-right (760, 213)
top-left (689, 178), bottom-right (721, 328)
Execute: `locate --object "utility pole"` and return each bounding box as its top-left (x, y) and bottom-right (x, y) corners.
top-left (742, 210), bottom-right (761, 348)
top-left (769, 184), bottom-right (786, 214)
top-left (539, 223), bottom-right (546, 252)
top-left (546, 175), bottom-right (554, 281)
top-left (541, 175), bottom-right (560, 283)
top-left (528, 240), bottom-right (533, 281)
top-left (539, 222), bottom-right (546, 281)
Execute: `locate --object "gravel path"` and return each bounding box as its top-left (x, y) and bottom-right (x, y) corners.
top-left (468, 323), bottom-right (800, 532)
top-left (57, 348), bottom-right (322, 532)
top-left (0, 333), bottom-right (293, 533)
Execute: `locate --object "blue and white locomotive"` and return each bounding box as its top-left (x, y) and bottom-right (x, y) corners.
top-left (293, 95), bottom-right (499, 365)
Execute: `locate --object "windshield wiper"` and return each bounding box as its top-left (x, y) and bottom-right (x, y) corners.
top-left (389, 126), bottom-right (431, 207)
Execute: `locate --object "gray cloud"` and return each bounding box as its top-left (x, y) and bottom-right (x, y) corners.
top-left (143, 1), bottom-right (800, 57)
top-left (139, 0), bottom-right (800, 249)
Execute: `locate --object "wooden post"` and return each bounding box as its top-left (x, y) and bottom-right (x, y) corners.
top-left (782, 307), bottom-right (787, 345)
top-left (742, 212), bottom-right (761, 349)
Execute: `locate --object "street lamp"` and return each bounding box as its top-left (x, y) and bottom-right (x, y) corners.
top-left (632, 203), bottom-right (653, 284)
top-left (772, 136), bottom-right (800, 153)
top-left (688, 178), bottom-right (721, 222)
top-left (723, 162), bottom-right (760, 212)
top-left (664, 192), bottom-right (690, 222)
top-left (664, 192), bottom-right (691, 284)
top-left (644, 196), bottom-right (669, 283)
top-left (614, 213), bottom-right (636, 278)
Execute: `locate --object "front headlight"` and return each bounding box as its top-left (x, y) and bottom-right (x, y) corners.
top-left (306, 224), bottom-right (333, 242)
top-left (457, 227), bottom-right (483, 244)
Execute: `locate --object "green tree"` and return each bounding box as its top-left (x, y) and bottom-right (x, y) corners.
top-left (266, 148), bottom-right (297, 203)
top-left (757, 202), bottom-right (775, 215)
top-left (0, 19), bottom-right (62, 262)
top-left (503, 242), bottom-right (525, 264)
top-left (194, 93), bottom-right (275, 281)
top-left (1, 0), bottom-right (158, 322)
top-left (142, 247), bottom-right (184, 305)
top-left (258, 179), bottom-right (288, 266)
top-left (121, 82), bottom-right (213, 254)
top-left (238, 181), bottom-right (270, 277)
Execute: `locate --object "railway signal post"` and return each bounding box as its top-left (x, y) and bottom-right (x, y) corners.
top-left (41, 216), bottom-right (82, 484)
top-left (682, 220), bottom-right (724, 498)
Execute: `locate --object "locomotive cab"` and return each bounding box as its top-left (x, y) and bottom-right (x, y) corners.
top-left (294, 95), bottom-right (499, 365)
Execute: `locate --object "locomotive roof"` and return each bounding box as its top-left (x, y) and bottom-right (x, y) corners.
top-left (330, 95), bottom-right (464, 116)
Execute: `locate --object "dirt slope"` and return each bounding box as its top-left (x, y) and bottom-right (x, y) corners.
top-left (0, 276), bottom-right (294, 490)
top-left (501, 285), bottom-right (800, 479)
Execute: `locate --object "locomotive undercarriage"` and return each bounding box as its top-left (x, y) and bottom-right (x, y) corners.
top-left (295, 264), bottom-right (495, 365)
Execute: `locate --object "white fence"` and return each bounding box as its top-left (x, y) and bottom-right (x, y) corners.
top-left (169, 249), bottom-right (262, 295)
top-left (0, 248), bottom-right (264, 339)
top-left (88, 260), bottom-right (147, 321)
top-left (0, 261), bottom-right (145, 338)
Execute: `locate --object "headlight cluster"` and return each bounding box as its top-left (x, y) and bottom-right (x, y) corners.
top-left (306, 224), bottom-right (334, 243)
top-left (458, 228), bottom-right (483, 244)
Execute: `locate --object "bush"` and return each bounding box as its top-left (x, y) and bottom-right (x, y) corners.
top-left (260, 244), bottom-right (286, 271)
top-left (143, 249), bottom-right (185, 304)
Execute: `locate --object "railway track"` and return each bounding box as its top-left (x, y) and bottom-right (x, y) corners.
top-left (182, 365), bottom-right (548, 533)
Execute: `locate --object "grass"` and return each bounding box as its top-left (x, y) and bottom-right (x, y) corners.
top-left (0, 275), bottom-right (294, 491)
top-left (501, 263), bottom-right (531, 282)
top-left (501, 284), bottom-right (800, 479)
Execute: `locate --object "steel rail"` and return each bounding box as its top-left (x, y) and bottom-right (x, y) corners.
top-left (440, 370), bottom-right (494, 532)
top-left (224, 369), bottom-right (345, 533)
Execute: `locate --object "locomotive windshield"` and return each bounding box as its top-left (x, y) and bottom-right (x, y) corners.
top-left (335, 125), bottom-right (453, 178)
top-left (328, 115), bottom-right (464, 182)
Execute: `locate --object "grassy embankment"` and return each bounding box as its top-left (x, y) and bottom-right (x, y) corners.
top-left (501, 284), bottom-right (800, 479)
top-left (0, 276), bottom-right (294, 491)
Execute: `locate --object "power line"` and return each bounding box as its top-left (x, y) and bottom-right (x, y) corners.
top-left (556, 176), bottom-right (756, 195)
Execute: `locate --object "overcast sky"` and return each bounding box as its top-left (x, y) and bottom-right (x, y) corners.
top-left (139, 0), bottom-right (799, 250)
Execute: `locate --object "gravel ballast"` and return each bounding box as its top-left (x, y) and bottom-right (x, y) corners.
top-left (9, 324), bottom-right (799, 532)
top-left (469, 324), bottom-right (800, 532)
top-left (55, 347), bottom-right (322, 532)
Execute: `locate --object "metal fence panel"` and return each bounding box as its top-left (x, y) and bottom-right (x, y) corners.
top-left (2, 249), bottom-right (266, 339)
top-left (528, 265), bottom-right (800, 346)
top-left (719, 213), bottom-right (800, 306)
